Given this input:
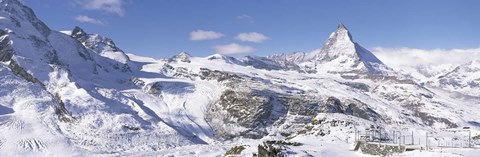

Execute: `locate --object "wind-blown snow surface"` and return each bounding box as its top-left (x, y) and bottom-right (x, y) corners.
top-left (0, 0), bottom-right (479, 156)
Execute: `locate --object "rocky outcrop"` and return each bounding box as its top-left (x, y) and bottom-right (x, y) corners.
top-left (198, 68), bottom-right (242, 82)
top-left (200, 70), bottom-right (382, 140)
top-left (8, 60), bottom-right (43, 85)
top-left (207, 89), bottom-right (275, 139)
top-left (345, 103), bottom-right (377, 121)
top-left (54, 93), bottom-right (75, 122)
top-left (256, 142), bottom-right (283, 157)
top-left (357, 141), bottom-right (406, 156)
top-left (200, 68), bottom-right (384, 140)
top-left (218, 90), bottom-right (275, 128)
top-left (146, 82), bottom-right (162, 95)
top-left (71, 26), bottom-right (88, 41)
top-left (278, 95), bottom-right (320, 116)
top-left (255, 141), bottom-right (303, 157)
top-left (0, 30), bottom-right (14, 62)
top-left (318, 97), bottom-right (382, 122)
top-left (320, 97), bottom-right (344, 113)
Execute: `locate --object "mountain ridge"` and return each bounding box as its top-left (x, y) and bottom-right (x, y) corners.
top-left (0, 0), bottom-right (479, 156)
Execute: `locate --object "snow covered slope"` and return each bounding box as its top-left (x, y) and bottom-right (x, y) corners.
top-left (0, 0), bottom-right (479, 156)
top-left (0, 0), bottom-right (205, 154)
top-left (432, 60), bottom-right (480, 97)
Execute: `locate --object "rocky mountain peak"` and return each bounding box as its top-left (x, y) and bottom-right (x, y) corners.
top-left (0, 0), bottom-right (51, 37)
top-left (315, 24), bottom-right (356, 62)
top-left (333, 23), bottom-right (353, 42)
top-left (71, 26), bottom-right (87, 40)
top-left (305, 24), bottom-right (389, 75)
top-left (169, 51), bottom-right (191, 63)
top-left (260, 24), bottom-right (391, 75)
top-left (67, 26), bottom-right (130, 64)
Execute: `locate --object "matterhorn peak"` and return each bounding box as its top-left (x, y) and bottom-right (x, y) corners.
top-left (304, 24), bottom-right (391, 75)
top-left (327, 23), bottom-right (354, 45)
top-left (314, 24), bottom-right (356, 62)
top-left (337, 23), bottom-right (348, 31)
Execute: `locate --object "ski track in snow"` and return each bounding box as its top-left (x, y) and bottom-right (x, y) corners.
top-left (18, 139), bottom-right (47, 152)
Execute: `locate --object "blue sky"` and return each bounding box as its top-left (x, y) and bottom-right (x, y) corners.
top-left (24, 0), bottom-right (480, 58)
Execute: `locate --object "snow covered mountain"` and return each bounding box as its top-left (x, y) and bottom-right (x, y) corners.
top-left (0, 0), bottom-right (479, 156)
top-left (66, 26), bottom-right (131, 65)
top-left (431, 60), bottom-right (480, 97)
top-left (247, 24), bottom-right (395, 76)
top-left (303, 24), bottom-right (392, 75)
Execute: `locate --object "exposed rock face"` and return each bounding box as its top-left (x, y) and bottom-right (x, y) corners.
top-left (0, 30), bottom-right (14, 62)
top-left (207, 87), bottom-right (278, 139)
top-left (344, 101), bottom-right (381, 122)
top-left (146, 82), bottom-right (163, 95)
top-left (320, 97), bottom-right (344, 113)
top-left (318, 97), bottom-right (382, 122)
top-left (198, 68), bottom-right (242, 81)
top-left (256, 142), bottom-right (284, 157)
top-left (242, 56), bottom-right (285, 71)
top-left (145, 81), bottom-right (195, 96)
top-left (54, 93), bottom-right (75, 123)
top-left (71, 26), bottom-right (88, 41)
top-left (357, 141), bottom-right (406, 156)
top-left (197, 67), bottom-right (385, 140)
top-left (8, 60), bottom-right (43, 85)
top-left (218, 90), bottom-right (274, 128)
top-left (278, 95), bottom-right (320, 116)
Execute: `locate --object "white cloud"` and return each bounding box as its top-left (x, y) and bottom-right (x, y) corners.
top-left (75, 15), bottom-right (105, 25)
top-left (76, 0), bottom-right (127, 16)
top-left (371, 47), bottom-right (480, 68)
top-left (236, 14), bottom-right (254, 24)
top-left (213, 43), bottom-right (255, 55)
top-left (235, 32), bottom-right (269, 43)
top-left (189, 30), bottom-right (224, 41)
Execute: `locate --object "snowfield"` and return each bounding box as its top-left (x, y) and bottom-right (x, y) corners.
top-left (0, 0), bottom-right (479, 156)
